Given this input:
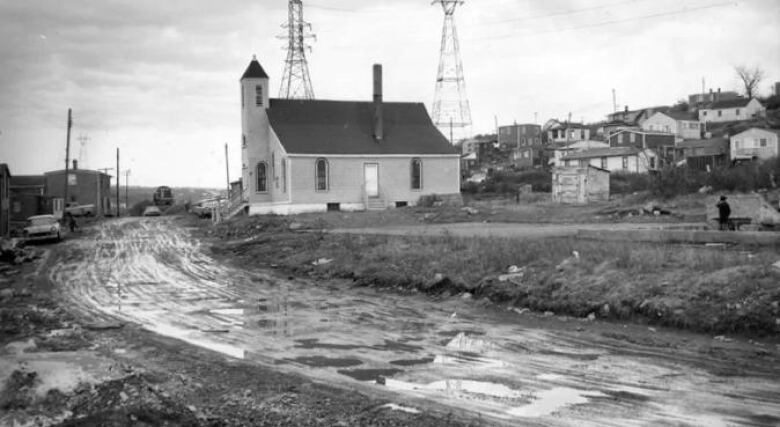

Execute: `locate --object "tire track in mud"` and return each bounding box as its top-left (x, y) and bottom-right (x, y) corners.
top-left (49, 218), bottom-right (780, 426)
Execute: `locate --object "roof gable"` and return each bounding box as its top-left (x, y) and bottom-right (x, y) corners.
top-left (10, 175), bottom-right (45, 187)
top-left (731, 127), bottom-right (780, 139)
top-left (662, 110), bottom-right (698, 121)
top-left (706, 97), bottom-right (758, 110)
top-left (266, 99), bottom-right (458, 156)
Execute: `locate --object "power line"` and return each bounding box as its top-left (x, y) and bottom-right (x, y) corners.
top-left (471, 1), bottom-right (736, 42)
top-left (477, 0), bottom-right (653, 26)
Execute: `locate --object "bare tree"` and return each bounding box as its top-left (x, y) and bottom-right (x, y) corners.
top-left (734, 65), bottom-right (764, 98)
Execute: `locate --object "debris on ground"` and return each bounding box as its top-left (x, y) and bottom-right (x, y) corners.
top-left (461, 207), bottom-right (479, 215)
top-left (312, 257), bottom-right (333, 266)
top-left (498, 265), bottom-right (525, 282)
top-left (83, 321), bottom-right (124, 331)
top-left (0, 238), bottom-right (41, 266)
top-left (773, 260), bottom-right (780, 271)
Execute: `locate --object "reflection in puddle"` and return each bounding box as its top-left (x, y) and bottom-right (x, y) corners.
top-left (445, 332), bottom-right (495, 353)
top-left (289, 356), bottom-right (363, 368)
top-left (507, 387), bottom-right (606, 417)
top-left (338, 368), bottom-right (404, 381)
top-left (383, 378), bottom-right (526, 399)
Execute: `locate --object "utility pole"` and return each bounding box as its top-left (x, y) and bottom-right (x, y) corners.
top-left (63, 109), bottom-right (72, 216)
top-left (97, 167), bottom-right (114, 217)
top-left (612, 89), bottom-right (617, 113)
top-left (116, 148), bottom-right (120, 217)
top-left (224, 143), bottom-right (230, 200)
top-left (125, 170), bottom-right (130, 213)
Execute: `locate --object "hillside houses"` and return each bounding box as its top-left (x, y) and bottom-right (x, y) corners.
top-left (642, 111), bottom-right (701, 140)
top-left (561, 147), bottom-right (658, 173)
top-left (730, 128), bottom-right (779, 161)
top-left (698, 98), bottom-right (765, 123)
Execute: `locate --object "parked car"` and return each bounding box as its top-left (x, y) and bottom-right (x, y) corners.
top-left (65, 202), bottom-right (95, 217)
top-left (190, 199), bottom-right (219, 218)
top-left (23, 215), bottom-right (61, 242)
top-left (142, 206), bottom-right (162, 217)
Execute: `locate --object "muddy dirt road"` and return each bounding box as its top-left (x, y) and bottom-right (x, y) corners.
top-left (49, 218), bottom-right (780, 426)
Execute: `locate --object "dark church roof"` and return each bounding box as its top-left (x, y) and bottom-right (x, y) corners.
top-left (266, 99), bottom-right (459, 156)
top-left (241, 58), bottom-right (269, 80)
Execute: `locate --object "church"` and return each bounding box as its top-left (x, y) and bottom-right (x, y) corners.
top-left (239, 57), bottom-right (461, 215)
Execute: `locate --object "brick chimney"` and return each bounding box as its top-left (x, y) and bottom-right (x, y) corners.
top-left (373, 64), bottom-right (383, 141)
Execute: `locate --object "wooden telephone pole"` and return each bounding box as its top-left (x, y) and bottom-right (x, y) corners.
top-left (116, 148), bottom-right (120, 217)
top-left (62, 109), bottom-right (73, 216)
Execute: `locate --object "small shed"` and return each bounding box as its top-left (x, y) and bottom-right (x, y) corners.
top-left (552, 165), bottom-right (609, 204)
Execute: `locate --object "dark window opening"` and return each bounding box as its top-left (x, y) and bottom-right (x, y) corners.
top-left (411, 158), bottom-right (422, 190)
top-left (256, 162), bottom-right (267, 192)
top-left (255, 85), bottom-right (263, 106)
top-left (315, 158), bottom-right (328, 191)
top-left (327, 203), bottom-right (340, 212)
top-left (395, 201), bottom-right (408, 208)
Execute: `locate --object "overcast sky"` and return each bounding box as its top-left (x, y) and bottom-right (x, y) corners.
top-left (1, 0), bottom-right (778, 187)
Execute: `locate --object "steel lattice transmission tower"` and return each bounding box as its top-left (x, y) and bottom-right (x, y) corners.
top-left (431, 0), bottom-right (471, 142)
top-left (278, 0), bottom-right (316, 99)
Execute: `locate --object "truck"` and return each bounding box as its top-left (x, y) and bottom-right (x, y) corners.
top-left (64, 202), bottom-right (95, 217)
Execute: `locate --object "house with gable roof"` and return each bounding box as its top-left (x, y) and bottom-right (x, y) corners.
top-left (698, 98), bottom-right (765, 123)
top-left (641, 110), bottom-right (701, 140)
top-left (239, 57), bottom-right (461, 215)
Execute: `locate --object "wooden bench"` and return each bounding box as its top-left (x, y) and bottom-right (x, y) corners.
top-left (711, 217), bottom-right (752, 230)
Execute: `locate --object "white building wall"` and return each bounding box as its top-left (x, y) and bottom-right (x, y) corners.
top-left (240, 74), bottom-right (271, 204)
top-left (642, 113), bottom-right (676, 134)
top-left (567, 151), bottom-right (656, 173)
top-left (699, 99), bottom-right (766, 123)
top-left (730, 128), bottom-right (779, 160)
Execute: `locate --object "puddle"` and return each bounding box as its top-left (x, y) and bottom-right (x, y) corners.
top-left (445, 332), bottom-right (495, 353)
top-left (289, 356), bottom-right (363, 368)
top-left (507, 387), bottom-right (606, 417)
top-left (389, 357), bottom-right (435, 366)
top-left (293, 339), bottom-right (363, 350)
top-left (209, 308), bottom-right (245, 316)
top-left (383, 378), bottom-right (526, 399)
top-left (539, 349), bottom-right (601, 361)
top-left (371, 340), bottom-right (423, 353)
top-left (338, 368), bottom-right (404, 381)
top-left (380, 403), bottom-right (421, 414)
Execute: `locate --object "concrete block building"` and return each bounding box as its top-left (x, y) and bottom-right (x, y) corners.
top-left (44, 161), bottom-right (113, 216)
top-left (240, 57), bottom-right (460, 215)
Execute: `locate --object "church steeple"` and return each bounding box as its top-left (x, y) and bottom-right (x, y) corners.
top-left (241, 55), bottom-right (269, 80)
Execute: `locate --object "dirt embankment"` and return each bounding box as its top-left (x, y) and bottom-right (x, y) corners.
top-left (0, 239), bottom-right (474, 427)
top-left (204, 215), bottom-right (780, 337)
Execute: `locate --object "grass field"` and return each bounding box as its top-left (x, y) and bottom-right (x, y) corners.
top-left (205, 214), bottom-right (780, 336)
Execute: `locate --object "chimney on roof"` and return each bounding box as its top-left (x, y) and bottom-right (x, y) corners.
top-left (373, 64), bottom-right (383, 141)
top-left (72, 160), bottom-right (78, 170)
